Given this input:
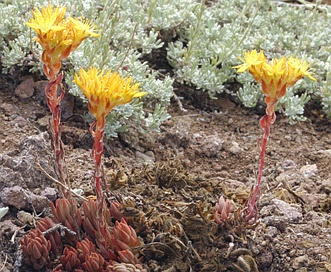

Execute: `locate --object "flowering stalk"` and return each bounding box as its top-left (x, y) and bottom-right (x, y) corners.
top-left (26, 4), bottom-right (99, 185)
top-left (234, 50), bottom-right (315, 224)
top-left (73, 67), bottom-right (147, 206)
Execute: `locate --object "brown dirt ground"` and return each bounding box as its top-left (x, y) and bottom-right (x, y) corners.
top-left (0, 67), bottom-right (330, 272)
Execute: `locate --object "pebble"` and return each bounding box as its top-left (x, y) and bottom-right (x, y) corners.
top-left (320, 179), bottom-right (331, 194)
top-left (317, 149), bottom-right (331, 157)
top-left (271, 198), bottom-right (303, 222)
top-left (10, 116), bottom-right (28, 128)
top-left (14, 77), bottom-right (35, 100)
top-left (34, 80), bottom-right (48, 104)
top-left (265, 226), bottom-right (278, 239)
top-left (300, 164), bottom-right (318, 179)
top-left (229, 140), bottom-right (244, 155)
top-left (0, 102), bottom-right (17, 117)
top-left (257, 251), bottom-right (273, 269)
top-left (0, 219), bottom-right (21, 236)
top-left (262, 203), bottom-right (302, 231)
top-left (292, 255), bottom-right (308, 269)
top-left (135, 151), bottom-right (155, 163)
top-left (41, 187), bottom-right (58, 202)
top-left (199, 134), bottom-right (223, 157)
top-left (0, 186), bottom-right (50, 213)
top-left (280, 159), bottom-right (297, 170)
top-left (284, 135), bottom-right (292, 141)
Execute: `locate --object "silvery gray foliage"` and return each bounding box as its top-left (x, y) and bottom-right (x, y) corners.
top-left (166, 0), bottom-right (331, 121)
top-left (0, 0), bottom-right (331, 126)
top-left (1, 0), bottom-right (174, 137)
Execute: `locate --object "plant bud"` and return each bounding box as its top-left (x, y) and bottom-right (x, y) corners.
top-left (60, 247), bottom-right (81, 271)
top-left (76, 238), bottom-right (96, 263)
top-left (107, 262), bottom-right (146, 272)
top-left (82, 252), bottom-right (105, 272)
top-left (36, 216), bottom-right (63, 255)
top-left (112, 218), bottom-right (140, 251)
top-left (214, 196), bottom-right (234, 224)
top-left (20, 229), bottom-right (51, 270)
top-left (117, 249), bottom-right (140, 265)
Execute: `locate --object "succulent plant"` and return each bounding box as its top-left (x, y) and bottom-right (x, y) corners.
top-left (82, 199), bottom-right (116, 261)
top-left (20, 229), bottom-right (51, 270)
top-left (76, 238), bottom-right (97, 264)
top-left (59, 246), bottom-right (82, 271)
top-left (234, 50), bottom-right (315, 224)
top-left (51, 197), bottom-right (82, 243)
top-left (36, 216), bottom-right (63, 255)
top-left (117, 249), bottom-right (141, 266)
top-left (111, 218), bottom-right (141, 252)
top-left (107, 262), bottom-right (146, 272)
top-left (82, 252), bottom-right (106, 272)
top-left (25, 4), bottom-right (99, 184)
top-left (214, 196), bottom-right (234, 225)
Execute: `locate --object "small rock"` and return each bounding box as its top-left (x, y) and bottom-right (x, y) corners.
top-left (135, 151), bottom-right (155, 163)
top-left (34, 80), bottom-right (48, 105)
top-left (36, 115), bottom-right (50, 129)
top-left (0, 207), bottom-right (9, 220)
top-left (199, 134), bottom-right (223, 157)
top-left (271, 198), bottom-right (303, 222)
top-left (300, 164), bottom-right (318, 179)
top-left (61, 93), bottom-right (75, 120)
top-left (317, 149), bottom-right (331, 157)
top-left (0, 186), bottom-right (50, 213)
top-left (14, 77), bottom-right (35, 100)
top-left (229, 141), bottom-right (244, 155)
top-left (193, 133), bottom-right (202, 140)
top-left (41, 187), bottom-right (58, 202)
top-left (292, 255), bottom-right (308, 269)
top-left (10, 116), bottom-right (28, 128)
top-left (262, 216), bottom-right (288, 232)
top-left (0, 102), bottom-right (17, 117)
top-left (265, 226), bottom-right (278, 239)
top-left (289, 249), bottom-right (296, 257)
top-left (257, 251), bottom-right (273, 269)
top-left (0, 219), bottom-right (21, 237)
top-left (320, 179), bottom-right (331, 194)
top-left (280, 159), bottom-right (297, 170)
top-left (284, 135), bottom-right (291, 141)
top-left (219, 97), bottom-right (236, 110)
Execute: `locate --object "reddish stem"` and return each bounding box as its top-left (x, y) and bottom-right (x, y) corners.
top-left (242, 101), bottom-right (276, 224)
top-left (44, 65), bottom-right (81, 239)
top-left (44, 70), bottom-right (67, 184)
top-left (90, 116), bottom-right (106, 210)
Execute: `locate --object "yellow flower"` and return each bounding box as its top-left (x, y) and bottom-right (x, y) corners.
top-left (286, 56), bottom-right (316, 86)
top-left (26, 4), bottom-right (99, 67)
top-left (73, 67), bottom-right (147, 120)
top-left (26, 5), bottom-right (67, 39)
top-left (234, 49), bottom-right (267, 73)
top-left (68, 17), bottom-right (99, 51)
top-left (234, 50), bottom-right (316, 103)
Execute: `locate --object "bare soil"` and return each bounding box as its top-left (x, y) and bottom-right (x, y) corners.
top-left (0, 67), bottom-right (330, 272)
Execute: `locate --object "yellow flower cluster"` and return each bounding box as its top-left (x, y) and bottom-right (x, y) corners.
top-left (234, 50), bottom-right (315, 104)
top-left (26, 5), bottom-right (99, 72)
top-left (74, 67), bottom-right (147, 120)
